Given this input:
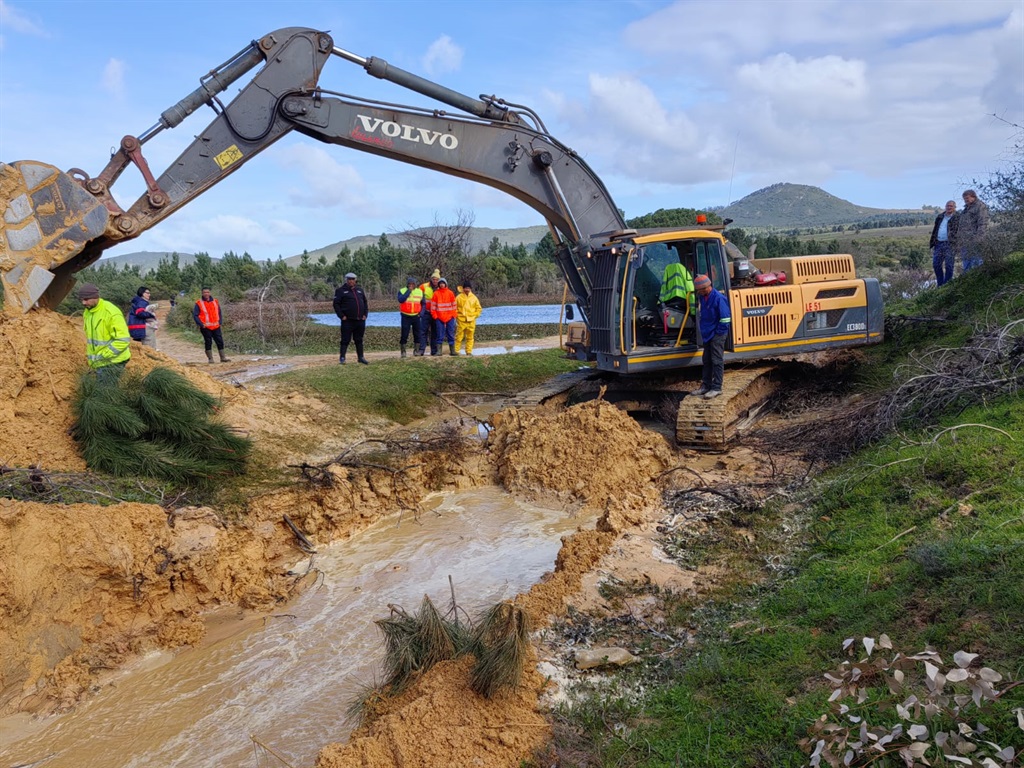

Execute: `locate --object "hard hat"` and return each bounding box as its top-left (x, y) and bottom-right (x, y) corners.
top-left (345, 272), bottom-right (357, 279)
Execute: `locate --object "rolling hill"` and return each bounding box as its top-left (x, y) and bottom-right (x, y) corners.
top-left (716, 183), bottom-right (933, 229)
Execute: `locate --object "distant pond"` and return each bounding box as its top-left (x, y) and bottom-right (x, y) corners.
top-left (310, 304), bottom-right (568, 328)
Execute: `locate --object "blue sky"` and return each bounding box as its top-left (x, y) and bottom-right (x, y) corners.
top-left (2, 0), bottom-right (1021, 262)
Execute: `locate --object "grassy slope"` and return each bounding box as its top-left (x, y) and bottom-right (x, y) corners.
top-left (551, 257), bottom-right (1024, 767)
top-left (274, 348), bottom-right (583, 423)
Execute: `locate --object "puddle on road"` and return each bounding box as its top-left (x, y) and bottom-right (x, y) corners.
top-left (1, 487), bottom-right (584, 768)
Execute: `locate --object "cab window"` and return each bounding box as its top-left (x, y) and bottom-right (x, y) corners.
top-left (693, 240), bottom-right (725, 290)
top-left (634, 242), bottom-right (673, 312)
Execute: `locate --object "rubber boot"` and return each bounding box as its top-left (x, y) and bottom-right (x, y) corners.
top-left (206, 349), bottom-right (214, 364)
top-left (400, 345), bottom-right (407, 358)
top-left (218, 348), bottom-right (231, 363)
top-left (414, 348), bottom-right (424, 357)
top-left (449, 343), bottom-right (456, 356)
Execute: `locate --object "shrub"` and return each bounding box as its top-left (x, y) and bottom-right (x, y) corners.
top-left (72, 367), bottom-right (251, 488)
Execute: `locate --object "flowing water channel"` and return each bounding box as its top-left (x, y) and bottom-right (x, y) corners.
top-left (1, 488), bottom-right (584, 768)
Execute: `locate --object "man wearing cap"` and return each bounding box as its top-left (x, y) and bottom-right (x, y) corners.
top-left (333, 272), bottom-right (369, 364)
top-left (396, 276), bottom-right (424, 357)
top-left (455, 280), bottom-right (483, 355)
top-left (417, 269), bottom-right (441, 356)
top-left (77, 283), bottom-right (131, 381)
top-left (692, 274), bottom-right (731, 399)
top-left (429, 277), bottom-right (458, 356)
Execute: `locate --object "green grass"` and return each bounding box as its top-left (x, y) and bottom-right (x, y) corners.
top-left (544, 256), bottom-right (1024, 767)
top-left (549, 398), bottom-right (1024, 766)
top-left (275, 348), bottom-right (585, 423)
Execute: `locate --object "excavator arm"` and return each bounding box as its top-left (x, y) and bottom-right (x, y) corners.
top-left (0, 27), bottom-right (624, 318)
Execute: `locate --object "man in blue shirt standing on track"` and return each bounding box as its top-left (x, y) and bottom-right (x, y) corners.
top-left (692, 273), bottom-right (731, 400)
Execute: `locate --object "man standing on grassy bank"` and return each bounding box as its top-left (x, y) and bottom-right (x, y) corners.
top-left (78, 282), bottom-right (131, 382)
top-left (397, 276), bottom-right (424, 358)
top-left (455, 280), bottom-right (482, 355)
top-left (929, 201), bottom-right (959, 286)
top-left (959, 189), bottom-right (990, 272)
top-left (334, 272), bottom-right (369, 365)
top-left (429, 277), bottom-right (457, 356)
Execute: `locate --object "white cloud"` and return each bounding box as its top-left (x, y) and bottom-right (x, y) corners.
top-left (0, 1), bottom-right (48, 36)
top-left (274, 143), bottom-right (376, 213)
top-left (139, 214), bottom-right (281, 255)
top-left (545, 0), bottom-right (1021, 204)
top-left (625, 0), bottom-right (1015, 64)
top-left (982, 7), bottom-right (1024, 121)
top-left (101, 58), bottom-right (126, 99)
top-left (422, 35), bottom-right (462, 76)
top-left (735, 54), bottom-right (867, 120)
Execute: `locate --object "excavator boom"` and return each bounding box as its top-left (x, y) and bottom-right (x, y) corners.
top-left (1, 27), bottom-right (623, 319)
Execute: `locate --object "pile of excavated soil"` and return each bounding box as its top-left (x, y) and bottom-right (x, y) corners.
top-left (0, 310), bottom-right (243, 472)
top-left (315, 657), bottom-right (550, 768)
top-left (489, 399), bottom-right (673, 513)
top-left (0, 308), bottom-right (373, 472)
top-left (0, 310), bottom-right (89, 470)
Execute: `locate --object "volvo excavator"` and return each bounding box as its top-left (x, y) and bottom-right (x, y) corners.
top-left (0, 27), bottom-right (883, 448)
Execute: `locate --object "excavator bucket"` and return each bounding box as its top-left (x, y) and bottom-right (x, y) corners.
top-left (1, 161), bottom-right (111, 312)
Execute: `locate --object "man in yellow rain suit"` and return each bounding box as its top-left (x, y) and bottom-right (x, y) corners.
top-left (455, 280), bottom-right (483, 355)
top-left (78, 282), bottom-right (131, 382)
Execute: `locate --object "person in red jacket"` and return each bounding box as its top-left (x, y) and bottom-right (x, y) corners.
top-left (192, 287), bottom-right (231, 363)
top-left (429, 277), bottom-right (458, 356)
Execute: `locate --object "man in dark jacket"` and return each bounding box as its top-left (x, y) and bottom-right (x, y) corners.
top-left (929, 201), bottom-right (959, 286)
top-left (958, 189), bottom-right (990, 272)
top-left (692, 273), bottom-right (732, 400)
top-left (333, 272), bottom-right (369, 365)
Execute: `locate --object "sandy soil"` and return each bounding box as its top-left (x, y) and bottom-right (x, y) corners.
top-left (0, 304), bottom-right (803, 767)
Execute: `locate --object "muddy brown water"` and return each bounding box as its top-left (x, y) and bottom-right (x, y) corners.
top-left (1, 487), bottom-right (584, 768)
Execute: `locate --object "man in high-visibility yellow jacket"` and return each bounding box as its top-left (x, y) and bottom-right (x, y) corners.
top-left (659, 261), bottom-right (694, 313)
top-left (78, 282), bottom-right (131, 381)
top-left (396, 276), bottom-right (424, 357)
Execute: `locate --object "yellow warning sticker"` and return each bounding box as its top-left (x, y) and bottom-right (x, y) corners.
top-left (214, 145), bottom-right (244, 170)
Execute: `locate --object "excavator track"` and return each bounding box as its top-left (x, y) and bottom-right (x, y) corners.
top-left (675, 365), bottom-right (779, 450)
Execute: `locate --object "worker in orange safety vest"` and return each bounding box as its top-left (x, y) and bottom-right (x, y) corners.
top-left (429, 277), bottom-right (458, 356)
top-left (192, 287), bottom-right (231, 364)
top-left (396, 276), bottom-right (424, 357)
